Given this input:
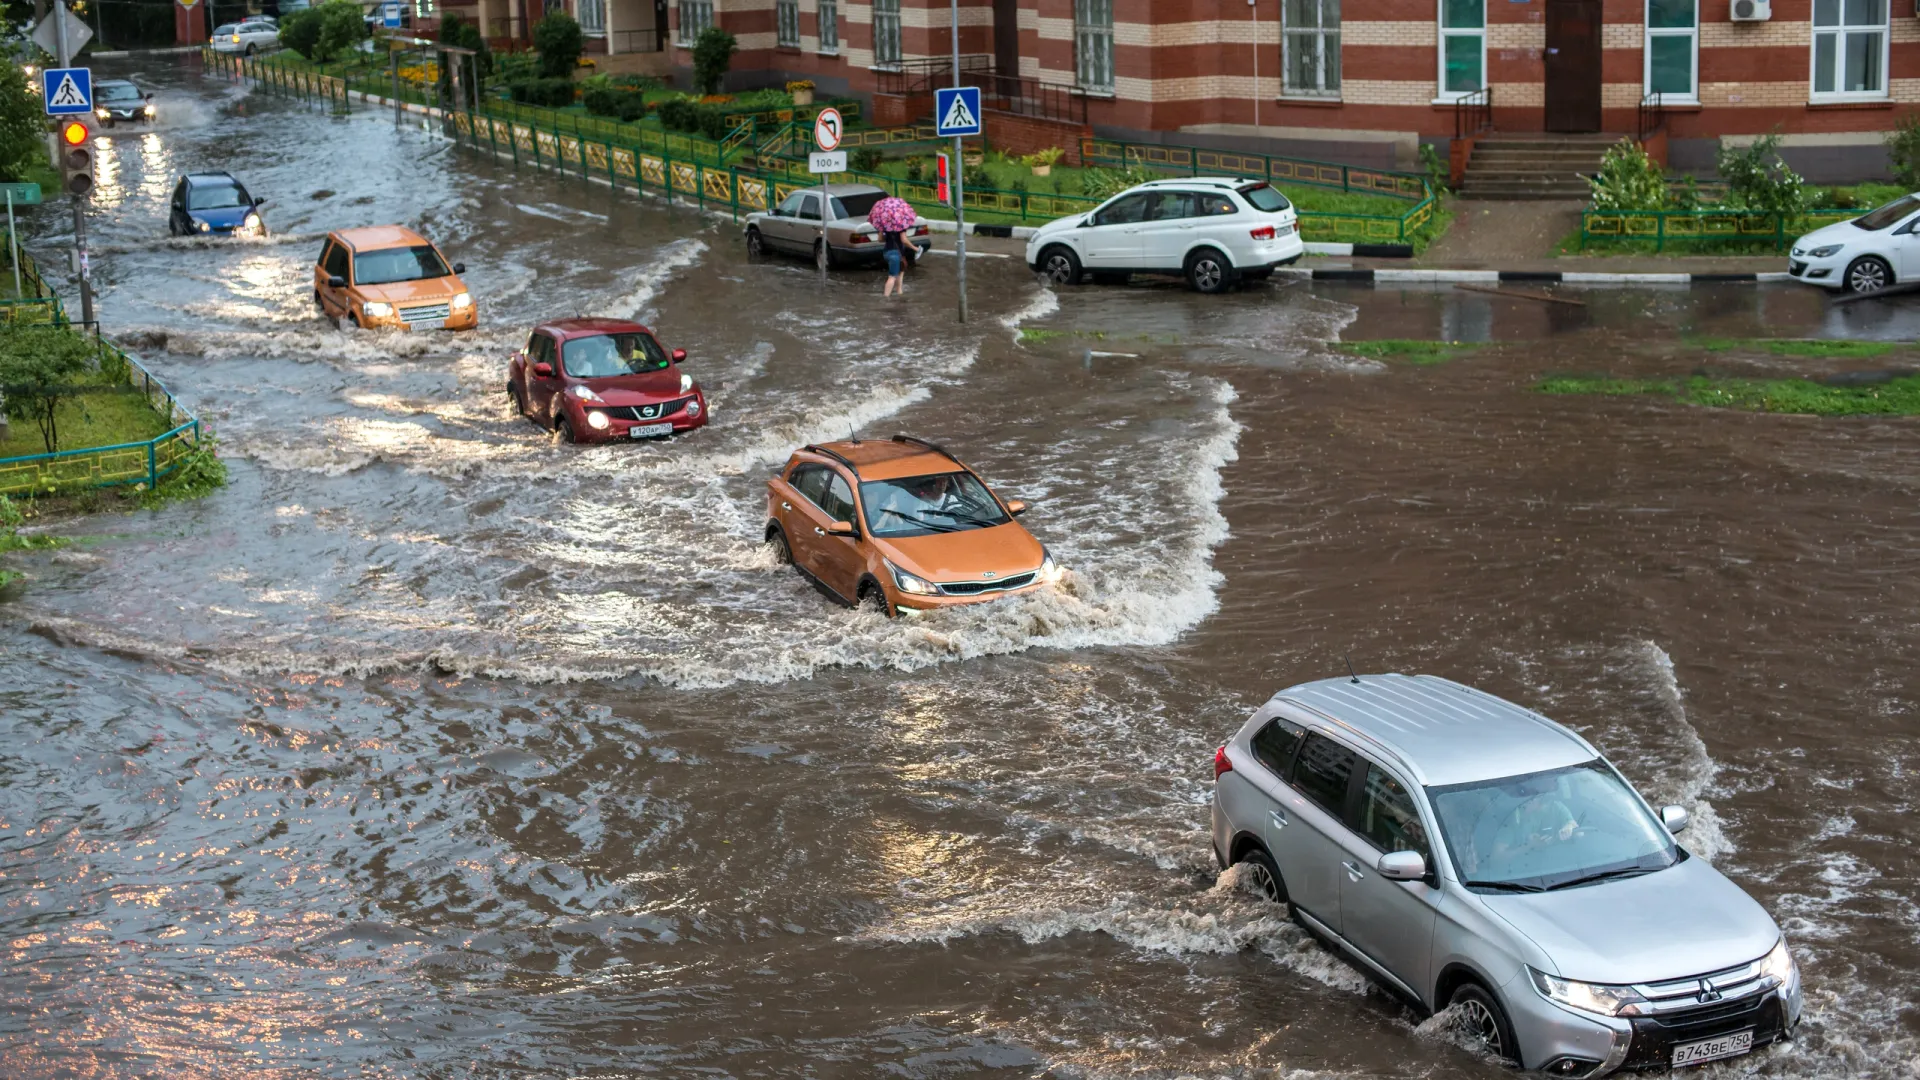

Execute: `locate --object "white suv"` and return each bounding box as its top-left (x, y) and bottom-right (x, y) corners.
top-left (1024, 177), bottom-right (1304, 293)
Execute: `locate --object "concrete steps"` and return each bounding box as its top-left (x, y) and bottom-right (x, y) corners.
top-left (1460, 134), bottom-right (1620, 201)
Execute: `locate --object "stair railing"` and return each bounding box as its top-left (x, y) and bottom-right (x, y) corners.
top-left (1453, 87), bottom-right (1492, 140)
top-left (1637, 91), bottom-right (1667, 142)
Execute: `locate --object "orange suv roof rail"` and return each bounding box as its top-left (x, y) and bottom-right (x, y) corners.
top-left (802, 443), bottom-right (860, 473)
top-left (890, 434), bottom-right (959, 463)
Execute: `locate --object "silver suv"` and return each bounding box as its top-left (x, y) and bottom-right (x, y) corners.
top-left (1211, 674), bottom-right (1802, 1077)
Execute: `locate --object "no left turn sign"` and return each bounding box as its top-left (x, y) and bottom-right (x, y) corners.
top-left (813, 108), bottom-right (842, 152)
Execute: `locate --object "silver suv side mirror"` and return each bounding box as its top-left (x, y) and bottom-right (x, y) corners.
top-left (1661, 805), bottom-right (1690, 834)
top-left (1376, 850), bottom-right (1427, 881)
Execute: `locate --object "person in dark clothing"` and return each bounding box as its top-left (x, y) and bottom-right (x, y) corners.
top-left (883, 229), bottom-right (909, 298)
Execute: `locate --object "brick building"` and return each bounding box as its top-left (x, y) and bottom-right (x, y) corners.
top-left (464, 0), bottom-right (1920, 178)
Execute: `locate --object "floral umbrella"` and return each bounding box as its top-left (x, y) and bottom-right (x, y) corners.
top-left (866, 196), bottom-right (917, 234)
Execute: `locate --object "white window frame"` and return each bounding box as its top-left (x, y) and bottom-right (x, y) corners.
top-left (817, 0), bottom-right (839, 53)
top-left (1643, 0), bottom-right (1698, 103)
top-left (776, 0), bottom-right (799, 46)
top-left (677, 0), bottom-right (712, 44)
top-left (872, 0), bottom-right (902, 69)
top-left (1280, 0), bottom-right (1340, 99)
top-left (1074, 0), bottom-right (1115, 93)
top-left (1809, 0), bottom-right (1890, 102)
top-left (577, 0), bottom-right (606, 34)
top-left (1433, 0), bottom-right (1485, 104)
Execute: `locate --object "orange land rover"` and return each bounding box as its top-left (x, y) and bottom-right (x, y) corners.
top-left (765, 436), bottom-right (1057, 615)
top-left (313, 226), bottom-right (477, 332)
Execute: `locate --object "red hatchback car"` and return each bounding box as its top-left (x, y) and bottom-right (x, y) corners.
top-left (508, 318), bottom-right (709, 443)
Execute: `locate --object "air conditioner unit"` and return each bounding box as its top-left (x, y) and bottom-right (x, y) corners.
top-left (1731, 0), bottom-right (1771, 20)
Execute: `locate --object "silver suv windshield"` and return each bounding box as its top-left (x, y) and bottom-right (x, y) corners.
top-left (1428, 760), bottom-right (1678, 892)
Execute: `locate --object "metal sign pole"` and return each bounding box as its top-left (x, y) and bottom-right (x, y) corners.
top-left (52, 3), bottom-right (93, 325)
top-left (7, 192), bottom-right (19, 298)
top-left (950, 0), bottom-right (966, 323)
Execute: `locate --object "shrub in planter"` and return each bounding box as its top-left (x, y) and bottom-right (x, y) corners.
top-left (1887, 113), bottom-right (1920, 192)
top-left (1716, 134), bottom-right (1805, 215)
top-left (904, 156), bottom-right (925, 182)
top-left (1586, 138), bottom-right (1668, 211)
top-left (655, 97), bottom-right (696, 131)
top-left (533, 13), bottom-right (585, 79)
top-left (692, 27), bottom-right (738, 94)
top-left (850, 147), bottom-right (883, 173)
top-left (508, 77), bottom-right (577, 107)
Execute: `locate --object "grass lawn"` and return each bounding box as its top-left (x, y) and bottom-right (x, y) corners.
top-left (0, 386), bottom-right (173, 461)
top-left (1537, 372), bottom-right (1920, 416)
top-left (1335, 339), bottom-right (1481, 365)
top-left (1685, 337), bottom-right (1900, 359)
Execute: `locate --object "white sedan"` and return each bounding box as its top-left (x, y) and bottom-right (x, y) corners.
top-left (210, 21), bottom-right (280, 55)
top-left (1787, 192), bottom-right (1920, 293)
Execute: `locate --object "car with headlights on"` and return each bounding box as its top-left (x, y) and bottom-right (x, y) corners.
top-left (743, 183), bottom-right (931, 269)
top-left (93, 79), bottom-right (154, 127)
top-left (1788, 191), bottom-right (1920, 293)
top-left (508, 318), bottom-right (707, 444)
top-left (314, 226), bottom-right (475, 331)
top-left (1212, 674), bottom-right (1801, 1077)
top-left (169, 172), bottom-right (268, 238)
top-left (1026, 176), bottom-right (1303, 293)
top-left (764, 436), bottom-right (1056, 615)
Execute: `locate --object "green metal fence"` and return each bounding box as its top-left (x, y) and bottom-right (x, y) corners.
top-left (1580, 207), bottom-right (1860, 252)
top-left (0, 248), bottom-right (204, 497)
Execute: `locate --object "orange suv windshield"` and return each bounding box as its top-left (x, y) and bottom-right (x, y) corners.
top-left (860, 472), bottom-right (1009, 537)
top-left (355, 245), bottom-right (450, 285)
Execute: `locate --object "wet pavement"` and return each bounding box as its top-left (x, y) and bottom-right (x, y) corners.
top-left (2, 55), bottom-right (1917, 1079)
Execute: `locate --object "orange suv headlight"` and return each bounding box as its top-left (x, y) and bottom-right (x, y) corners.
top-left (884, 559), bottom-right (938, 596)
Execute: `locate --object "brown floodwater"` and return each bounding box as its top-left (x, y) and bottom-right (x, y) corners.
top-left (1, 55), bottom-right (1915, 1079)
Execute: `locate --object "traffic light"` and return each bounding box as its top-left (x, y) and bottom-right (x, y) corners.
top-left (58, 119), bottom-right (93, 198)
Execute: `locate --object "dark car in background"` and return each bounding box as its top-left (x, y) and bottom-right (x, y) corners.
top-left (169, 172), bottom-right (268, 238)
top-left (94, 79), bottom-right (154, 127)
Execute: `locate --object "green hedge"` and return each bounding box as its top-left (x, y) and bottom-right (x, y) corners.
top-left (507, 78), bottom-right (576, 108)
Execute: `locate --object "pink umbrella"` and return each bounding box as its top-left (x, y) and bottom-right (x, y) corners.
top-left (867, 196), bottom-right (917, 234)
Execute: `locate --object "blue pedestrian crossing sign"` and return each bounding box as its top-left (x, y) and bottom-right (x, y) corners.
top-left (42, 67), bottom-right (92, 116)
top-left (935, 86), bottom-right (982, 137)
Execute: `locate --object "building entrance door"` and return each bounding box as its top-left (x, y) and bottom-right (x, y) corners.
top-left (993, 0), bottom-right (1020, 77)
top-left (1544, 0), bottom-right (1602, 132)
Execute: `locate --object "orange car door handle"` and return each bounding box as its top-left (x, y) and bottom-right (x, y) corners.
top-left (813, 526), bottom-right (826, 536)
top-left (782, 501), bottom-right (793, 511)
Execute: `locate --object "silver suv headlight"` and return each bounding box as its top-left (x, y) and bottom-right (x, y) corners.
top-left (1530, 968), bottom-right (1649, 1017)
top-left (1759, 937), bottom-right (1796, 987)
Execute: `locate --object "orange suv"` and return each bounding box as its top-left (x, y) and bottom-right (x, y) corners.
top-left (314, 226), bottom-right (476, 331)
top-left (766, 436), bottom-right (1056, 615)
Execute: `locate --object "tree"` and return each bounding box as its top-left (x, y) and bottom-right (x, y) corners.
top-left (533, 13), bottom-right (583, 79)
top-left (0, 58), bottom-right (45, 185)
top-left (0, 325), bottom-right (97, 454)
top-left (313, 0), bottom-right (370, 64)
top-left (436, 14), bottom-right (494, 109)
top-left (692, 27), bottom-right (737, 95)
top-left (279, 6), bottom-right (324, 58)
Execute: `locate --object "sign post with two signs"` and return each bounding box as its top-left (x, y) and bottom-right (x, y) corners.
top-left (809, 107), bottom-right (845, 279)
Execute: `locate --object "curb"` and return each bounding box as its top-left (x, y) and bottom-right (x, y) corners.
top-left (1278, 267), bottom-right (1793, 286)
top-left (88, 45), bottom-right (200, 58)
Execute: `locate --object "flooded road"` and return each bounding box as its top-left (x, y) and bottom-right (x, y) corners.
top-left (2, 56), bottom-right (1917, 1078)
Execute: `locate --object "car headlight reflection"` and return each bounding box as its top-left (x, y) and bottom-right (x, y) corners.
top-left (1808, 245), bottom-right (1842, 258)
top-left (94, 107), bottom-right (108, 119)
top-left (886, 559), bottom-right (938, 595)
top-left (143, 104), bottom-right (156, 117)
top-left (362, 301), bottom-right (393, 317)
top-left (197, 221), bottom-right (210, 233)
top-left (1530, 968), bottom-right (1649, 1018)
top-left (679, 372), bottom-right (693, 393)
top-left (450, 291), bottom-right (472, 309)
top-left (243, 212), bottom-right (261, 231)
top-left (1760, 937), bottom-right (1797, 987)
top-left (568, 385), bottom-right (606, 403)
top-left (685, 398), bottom-right (702, 418)
top-left (586, 409), bottom-right (610, 430)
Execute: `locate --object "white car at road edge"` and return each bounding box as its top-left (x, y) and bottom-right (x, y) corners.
top-left (211, 20), bottom-right (281, 55)
top-left (1025, 176), bottom-right (1305, 294)
top-left (1788, 191), bottom-right (1920, 293)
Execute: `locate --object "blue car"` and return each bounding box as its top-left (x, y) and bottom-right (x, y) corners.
top-left (168, 172), bottom-right (268, 238)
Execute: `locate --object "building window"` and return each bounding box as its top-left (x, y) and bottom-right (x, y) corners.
top-left (1075, 0), bottom-right (1114, 92)
top-left (1281, 0), bottom-right (1340, 98)
top-left (873, 0), bottom-right (901, 67)
top-left (818, 0), bottom-right (839, 51)
top-left (678, 0), bottom-right (712, 42)
top-left (777, 0), bottom-right (799, 46)
top-left (578, 0), bottom-right (606, 34)
top-left (1812, 0), bottom-right (1888, 98)
top-left (1438, 0), bottom-right (1484, 97)
top-left (1644, 0), bottom-right (1695, 99)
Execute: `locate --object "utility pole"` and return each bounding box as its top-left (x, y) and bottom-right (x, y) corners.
top-left (52, 0), bottom-right (94, 326)
top-left (949, 0), bottom-right (967, 323)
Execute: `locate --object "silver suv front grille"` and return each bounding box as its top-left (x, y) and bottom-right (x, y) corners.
top-left (1635, 957), bottom-right (1769, 1014)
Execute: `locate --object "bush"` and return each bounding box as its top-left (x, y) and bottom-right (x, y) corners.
top-left (312, 0), bottom-right (368, 63)
top-left (1081, 165), bottom-right (1158, 200)
top-left (1418, 142), bottom-right (1449, 195)
top-left (904, 156), bottom-right (925, 182)
top-left (1586, 138), bottom-right (1668, 211)
top-left (279, 5), bottom-right (323, 57)
top-left (581, 76), bottom-right (649, 121)
top-left (0, 59), bottom-right (43, 185)
top-left (850, 147), bottom-right (883, 173)
top-left (0, 325), bottom-right (97, 454)
top-left (1887, 113), bottom-right (1920, 192)
top-left (691, 26), bottom-right (737, 94)
top-left (533, 12), bottom-right (584, 79)
top-left (655, 97), bottom-right (735, 139)
top-left (435, 14), bottom-right (493, 109)
top-left (1716, 134), bottom-right (1805, 215)
top-left (507, 77), bottom-right (577, 107)
top-left (492, 50), bottom-right (540, 84)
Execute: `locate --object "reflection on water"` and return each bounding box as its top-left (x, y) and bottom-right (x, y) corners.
top-left (1, 53), bottom-right (1916, 1080)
